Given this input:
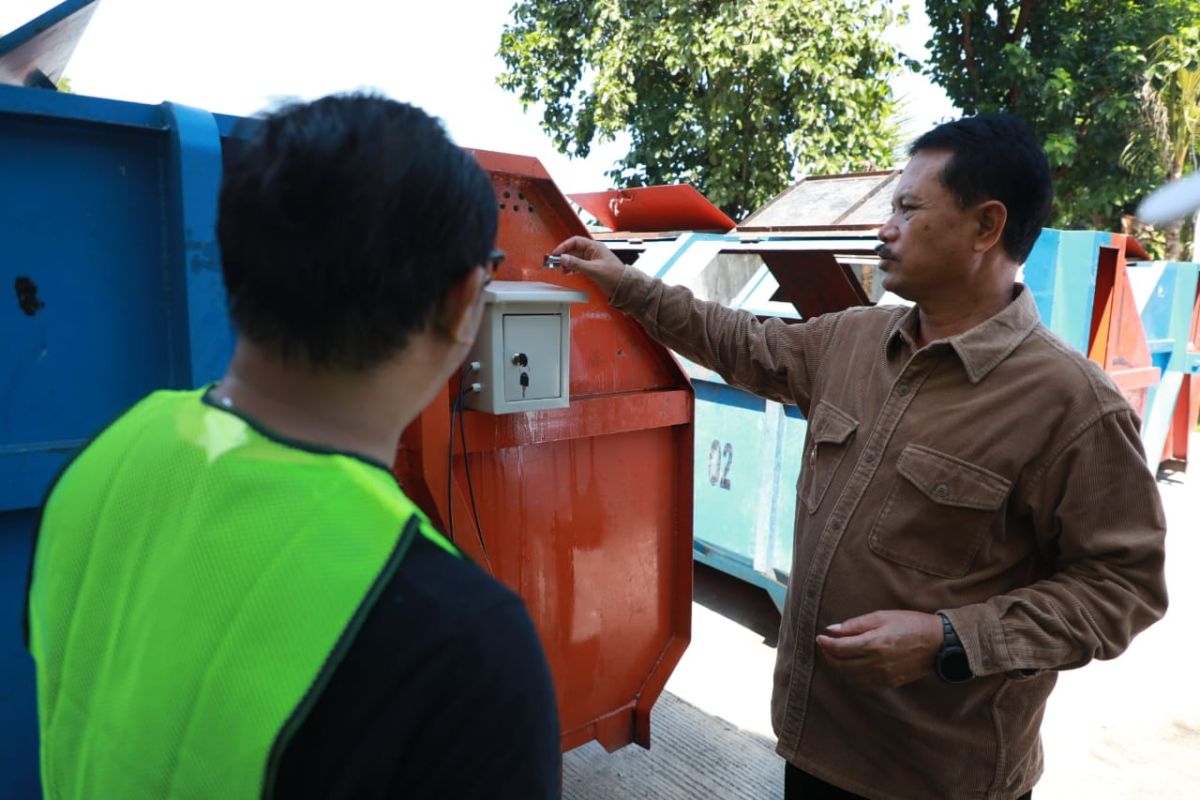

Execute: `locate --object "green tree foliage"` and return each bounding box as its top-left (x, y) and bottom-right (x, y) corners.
top-left (498, 0), bottom-right (903, 220)
top-left (923, 0), bottom-right (1197, 231)
top-left (1123, 28), bottom-right (1200, 258)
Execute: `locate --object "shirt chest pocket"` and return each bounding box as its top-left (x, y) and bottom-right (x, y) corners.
top-left (868, 444), bottom-right (1012, 578)
top-left (801, 401), bottom-right (859, 514)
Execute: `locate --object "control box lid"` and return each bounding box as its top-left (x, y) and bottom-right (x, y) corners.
top-left (483, 280), bottom-right (588, 305)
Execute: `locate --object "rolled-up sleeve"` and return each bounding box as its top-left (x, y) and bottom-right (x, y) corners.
top-left (943, 408), bottom-right (1168, 676)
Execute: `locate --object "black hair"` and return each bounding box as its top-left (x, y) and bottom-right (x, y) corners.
top-left (218, 93), bottom-right (498, 369)
top-left (910, 113), bottom-right (1052, 263)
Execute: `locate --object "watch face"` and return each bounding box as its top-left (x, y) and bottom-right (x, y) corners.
top-left (939, 647), bottom-right (972, 683)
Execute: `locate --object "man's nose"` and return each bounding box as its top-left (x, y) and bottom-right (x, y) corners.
top-left (878, 216), bottom-right (899, 242)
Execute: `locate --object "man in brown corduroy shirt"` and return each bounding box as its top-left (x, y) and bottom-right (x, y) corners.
top-left (553, 114), bottom-right (1168, 799)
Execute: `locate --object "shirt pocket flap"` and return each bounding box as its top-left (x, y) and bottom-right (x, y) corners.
top-left (809, 401), bottom-right (858, 445)
top-left (896, 444), bottom-right (1011, 510)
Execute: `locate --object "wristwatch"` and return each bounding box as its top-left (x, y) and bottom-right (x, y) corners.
top-left (935, 613), bottom-right (973, 683)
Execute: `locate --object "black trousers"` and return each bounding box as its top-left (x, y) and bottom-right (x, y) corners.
top-left (784, 762), bottom-right (1032, 800)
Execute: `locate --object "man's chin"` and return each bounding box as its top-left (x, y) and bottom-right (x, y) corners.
top-left (879, 272), bottom-right (912, 301)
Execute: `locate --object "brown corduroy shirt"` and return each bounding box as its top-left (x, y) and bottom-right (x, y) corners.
top-left (609, 268), bottom-right (1168, 800)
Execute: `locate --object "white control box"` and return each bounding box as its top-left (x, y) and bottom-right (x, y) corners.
top-left (464, 281), bottom-right (589, 415)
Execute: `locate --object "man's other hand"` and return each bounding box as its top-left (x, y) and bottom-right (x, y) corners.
top-left (815, 610), bottom-right (944, 688)
top-left (551, 237), bottom-right (626, 298)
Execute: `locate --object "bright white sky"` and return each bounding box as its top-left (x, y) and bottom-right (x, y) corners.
top-left (1, 0), bottom-right (955, 194)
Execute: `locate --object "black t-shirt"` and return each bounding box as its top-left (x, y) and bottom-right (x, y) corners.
top-left (273, 532), bottom-right (562, 799)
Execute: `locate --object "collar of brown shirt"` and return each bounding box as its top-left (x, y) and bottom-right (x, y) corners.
top-left (884, 285), bottom-right (1042, 384)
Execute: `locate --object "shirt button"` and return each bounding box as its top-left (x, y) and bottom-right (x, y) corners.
top-left (896, 383), bottom-right (911, 397)
top-left (830, 519), bottom-right (843, 532)
top-left (934, 483), bottom-right (950, 499)
top-left (864, 451), bottom-right (878, 464)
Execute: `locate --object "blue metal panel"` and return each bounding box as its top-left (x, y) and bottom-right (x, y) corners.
top-left (1169, 264), bottom-right (1199, 368)
top-left (768, 412), bottom-right (806, 579)
top-left (1, 95), bottom-right (173, 511)
top-left (625, 231), bottom-right (846, 605)
top-left (1022, 228), bottom-right (1060, 324)
top-left (693, 542), bottom-right (788, 611)
top-left (0, 90), bottom-right (232, 513)
top-left (692, 381), bottom-right (770, 557)
top-left (1128, 260), bottom-right (1200, 471)
top-left (1, 83), bottom-right (235, 796)
top-left (0, 82), bottom-right (163, 129)
top-left (652, 232), bottom-right (727, 280)
top-left (163, 102), bottom-right (235, 386)
top-left (1023, 229), bottom-right (1109, 353)
top-left (0, 509), bottom-right (39, 799)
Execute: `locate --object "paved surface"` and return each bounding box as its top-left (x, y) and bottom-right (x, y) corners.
top-left (565, 434), bottom-right (1200, 799)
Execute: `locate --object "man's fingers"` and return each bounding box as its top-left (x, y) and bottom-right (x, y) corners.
top-left (552, 236), bottom-right (594, 257)
top-left (815, 633), bottom-right (872, 657)
top-left (825, 612), bottom-right (883, 637)
top-left (558, 253), bottom-right (594, 275)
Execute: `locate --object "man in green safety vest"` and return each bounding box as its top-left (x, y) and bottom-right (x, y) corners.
top-left (26, 93), bottom-right (562, 799)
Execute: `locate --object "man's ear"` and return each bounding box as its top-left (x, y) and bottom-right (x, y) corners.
top-left (974, 200), bottom-right (1008, 254)
top-left (436, 266), bottom-right (487, 345)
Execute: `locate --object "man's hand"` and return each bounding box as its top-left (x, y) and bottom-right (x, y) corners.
top-left (551, 237), bottom-right (627, 299)
top-left (815, 610), bottom-right (944, 688)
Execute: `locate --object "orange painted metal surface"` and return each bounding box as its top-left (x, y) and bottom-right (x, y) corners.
top-left (571, 184), bottom-right (736, 233)
top-left (394, 150), bottom-right (695, 753)
top-left (1087, 237), bottom-right (1160, 417)
top-left (1163, 282), bottom-right (1200, 462)
top-left (751, 247), bottom-right (874, 318)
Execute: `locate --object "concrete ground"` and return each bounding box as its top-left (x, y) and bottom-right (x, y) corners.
top-left (564, 434), bottom-right (1200, 799)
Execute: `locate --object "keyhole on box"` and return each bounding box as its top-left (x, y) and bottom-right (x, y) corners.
top-left (512, 353), bottom-right (531, 397)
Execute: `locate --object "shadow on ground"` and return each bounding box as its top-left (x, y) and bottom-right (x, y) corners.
top-left (692, 562), bottom-right (782, 647)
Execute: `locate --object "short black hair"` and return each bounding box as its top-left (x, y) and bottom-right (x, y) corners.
top-left (909, 113), bottom-right (1052, 263)
top-left (218, 93), bottom-right (497, 369)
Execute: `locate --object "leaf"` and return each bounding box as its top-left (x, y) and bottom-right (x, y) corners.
top-left (498, 0), bottom-right (902, 218)
top-left (923, 0), bottom-right (1200, 228)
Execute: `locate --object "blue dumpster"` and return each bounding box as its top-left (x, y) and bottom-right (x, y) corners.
top-left (614, 225), bottom-right (1192, 611)
top-left (1127, 259), bottom-right (1200, 471)
top-left (0, 86), bottom-right (237, 797)
top-left (608, 233), bottom-right (878, 608)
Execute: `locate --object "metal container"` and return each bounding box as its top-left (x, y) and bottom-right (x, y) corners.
top-left (1127, 260), bottom-right (1200, 469)
top-left (394, 152), bottom-right (695, 752)
top-left (1, 21), bottom-right (696, 793)
top-left (599, 226), bottom-right (879, 609)
top-left (0, 83), bottom-right (231, 798)
top-left (603, 219), bottom-right (1197, 613)
top-left (1025, 230), bottom-right (1161, 415)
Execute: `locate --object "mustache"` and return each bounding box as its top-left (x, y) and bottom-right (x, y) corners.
top-left (875, 245), bottom-right (897, 261)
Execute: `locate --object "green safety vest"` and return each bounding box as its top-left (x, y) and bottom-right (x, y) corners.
top-left (27, 388), bottom-right (459, 799)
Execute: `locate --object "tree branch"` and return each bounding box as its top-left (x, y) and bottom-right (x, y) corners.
top-left (962, 11), bottom-right (980, 105)
top-left (1012, 0), bottom-right (1033, 43)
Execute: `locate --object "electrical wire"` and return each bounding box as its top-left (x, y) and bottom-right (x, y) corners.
top-left (458, 381), bottom-right (491, 570)
top-left (447, 364), bottom-right (492, 571)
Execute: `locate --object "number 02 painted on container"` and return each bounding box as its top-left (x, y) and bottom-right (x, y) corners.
top-left (708, 440), bottom-right (733, 490)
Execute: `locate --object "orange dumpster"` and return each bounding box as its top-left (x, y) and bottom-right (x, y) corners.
top-left (394, 150), bottom-right (695, 752)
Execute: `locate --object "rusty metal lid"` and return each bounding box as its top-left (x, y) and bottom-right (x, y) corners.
top-left (739, 170), bottom-right (901, 232)
top-left (572, 184), bottom-right (736, 234)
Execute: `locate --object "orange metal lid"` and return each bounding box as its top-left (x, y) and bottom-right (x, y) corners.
top-left (572, 184), bottom-right (736, 233)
